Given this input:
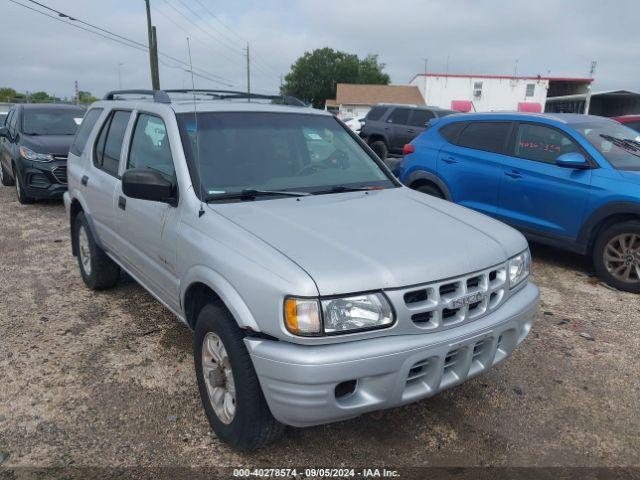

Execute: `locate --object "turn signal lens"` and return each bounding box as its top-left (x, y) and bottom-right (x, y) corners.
top-left (284, 298), bottom-right (321, 336)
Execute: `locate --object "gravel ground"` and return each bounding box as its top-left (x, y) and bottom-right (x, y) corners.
top-left (0, 185), bottom-right (639, 472)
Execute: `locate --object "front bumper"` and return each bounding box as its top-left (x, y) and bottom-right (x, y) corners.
top-left (15, 158), bottom-right (67, 199)
top-left (246, 282), bottom-right (539, 427)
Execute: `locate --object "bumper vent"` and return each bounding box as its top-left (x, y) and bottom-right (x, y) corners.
top-left (52, 166), bottom-right (67, 184)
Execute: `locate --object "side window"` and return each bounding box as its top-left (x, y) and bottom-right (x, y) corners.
top-left (408, 110), bottom-right (435, 128)
top-left (386, 108), bottom-right (411, 125)
top-left (439, 122), bottom-right (466, 143)
top-left (8, 109), bottom-right (18, 137)
top-left (514, 123), bottom-right (579, 164)
top-left (70, 108), bottom-right (103, 157)
top-left (127, 114), bottom-right (176, 181)
top-left (457, 122), bottom-right (512, 154)
top-left (4, 109), bottom-right (14, 131)
top-left (93, 110), bottom-right (131, 177)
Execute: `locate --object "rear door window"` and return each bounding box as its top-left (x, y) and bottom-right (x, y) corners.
top-left (94, 110), bottom-right (131, 177)
top-left (366, 106), bottom-right (387, 121)
top-left (386, 108), bottom-right (411, 125)
top-left (457, 122), bottom-right (512, 154)
top-left (70, 108), bottom-right (103, 156)
top-left (408, 110), bottom-right (435, 128)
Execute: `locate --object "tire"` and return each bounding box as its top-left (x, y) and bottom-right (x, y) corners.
top-left (369, 140), bottom-right (388, 160)
top-left (194, 303), bottom-right (284, 451)
top-left (0, 161), bottom-right (14, 186)
top-left (414, 183), bottom-right (445, 199)
top-left (14, 168), bottom-right (34, 204)
top-left (592, 220), bottom-right (640, 293)
top-left (73, 212), bottom-right (120, 290)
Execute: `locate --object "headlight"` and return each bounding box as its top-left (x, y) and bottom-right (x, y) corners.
top-left (284, 293), bottom-right (395, 336)
top-left (508, 249), bottom-right (531, 288)
top-left (19, 146), bottom-right (54, 162)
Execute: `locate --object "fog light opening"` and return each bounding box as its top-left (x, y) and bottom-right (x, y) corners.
top-left (335, 380), bottom-right (357, 400)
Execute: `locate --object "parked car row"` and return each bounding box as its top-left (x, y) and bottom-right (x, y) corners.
top-left (3, 90), bottom-right (639, 451)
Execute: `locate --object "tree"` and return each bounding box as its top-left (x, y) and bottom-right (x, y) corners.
top-left (30, 91), bottom-right (52, 103)
top-left (78, 91), bottom-right (99, 104)
top-left (282, 48), bottom-right (390, 108)
top-left (0, 87), bottom-right (17, 102)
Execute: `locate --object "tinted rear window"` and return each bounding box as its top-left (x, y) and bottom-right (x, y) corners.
top-left (409, 110), bottom-right (434, 127)
top-left (70, 108), bottom-right (103, 156)
top-left (439, 122), bottom-right (466, 143)
top-left (387, 108), bottom-right (411, 125)
top-left (366, 106), bottom-right (387, 121)
top-left (457, 122), bottom-right (511, 154)
top-left (624, 121), bottom-right (640, 132)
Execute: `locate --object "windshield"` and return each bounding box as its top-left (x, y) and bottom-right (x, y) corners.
top-left (176, 112), bottom-right (395, 199)
top-left (22, 109), bottom-right (84, 135)
top-left (570, 121), bottom-right (640, 170)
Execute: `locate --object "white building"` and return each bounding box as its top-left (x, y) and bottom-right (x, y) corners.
top-left (409, 73), bottom-right (592, 113)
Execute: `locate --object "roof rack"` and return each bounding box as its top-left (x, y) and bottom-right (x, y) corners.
top-left (102, 89), bottom-right (171, 104)
top-left (102, 89), bottom-right (306, 107)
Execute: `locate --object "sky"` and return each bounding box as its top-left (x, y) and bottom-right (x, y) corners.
top-left (1, 0), bottom-right (638, 100)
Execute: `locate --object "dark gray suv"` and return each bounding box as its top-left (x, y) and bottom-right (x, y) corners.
top-left (360, 104), bottom-right (455, 160)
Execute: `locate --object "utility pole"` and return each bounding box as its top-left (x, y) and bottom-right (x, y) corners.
top-left (423, 58), bottom-right (428, 75)
top-left (74, 80), bottom-right (79, 105)
top-left (584, 60), bottom-right (597, 115)
top-left (280, 73), bottom-right (283, 94)
top-left (246, 43), bottom-right (251, 100)
top-left (144, 0), bottom-right (160, 90)
top-left (118, 62), bottom-right (124, 89)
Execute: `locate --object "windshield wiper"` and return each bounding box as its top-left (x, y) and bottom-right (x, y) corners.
top-left (600, 134), bottom-right (640, 157)
top-left (311, 185), bottom-right (383, 195)
top-left (205, 189), bottom-right (311, 202)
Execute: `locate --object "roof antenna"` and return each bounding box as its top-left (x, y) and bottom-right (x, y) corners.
top-left (186, 37), bottom-right (205, 218)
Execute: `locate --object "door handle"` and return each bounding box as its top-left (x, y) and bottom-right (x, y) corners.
top-left (407, 129), bottom-right (415, 134)
top-left (505, 170), bottom-right (523, 179)
top-left (118, 196), bottom-right (126, 210)
top-left (442, 157), bottom-right (458, 164)
top-left (81, 175), bottom-right (88, 186)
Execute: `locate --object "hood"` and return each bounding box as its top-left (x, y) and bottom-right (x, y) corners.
top-left (21, 134), bottom-right (74, 157)
top-left (210, 188), bottom-right (528, 295)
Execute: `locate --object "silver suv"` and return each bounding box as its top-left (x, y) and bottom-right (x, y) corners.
top-left (64, 89), bottom-right (539, 450)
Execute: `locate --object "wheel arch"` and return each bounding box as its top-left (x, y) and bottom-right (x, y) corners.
top-left (406, 170), bottom-right (452, 200)
top-left (579, 202), bottom-right (640, 253)
top-left (181, 266), bottom-right (260, 332)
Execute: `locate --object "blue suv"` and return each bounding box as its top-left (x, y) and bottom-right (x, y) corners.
top-left (399, 112), bottom-right (640, 293)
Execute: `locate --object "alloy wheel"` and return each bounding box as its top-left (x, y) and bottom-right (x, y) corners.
top-left (603, 233), bottom-right (640, 284)
top-left (78, 225), bottom-right (92, 276)
top-left (201, 332), bottom-right (236, 424)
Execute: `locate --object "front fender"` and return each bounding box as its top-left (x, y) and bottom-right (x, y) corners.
top-left (181, 265), bottom-right (260, 331)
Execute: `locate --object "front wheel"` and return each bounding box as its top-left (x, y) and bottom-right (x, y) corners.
top-left (73, 212), bottom-right (120, 290)
top-left (14, 169), bottom-right (34, 204)
top-left (593, 221), bottom-right (640, 293)
top-left (194, 303), bottom-right (284, 451)
top-left (0, 161), bottom-right (14, 186)
top-left (415, 183), bottom-right (445, 199)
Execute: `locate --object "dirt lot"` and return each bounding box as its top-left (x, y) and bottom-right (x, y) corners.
top-left (0, 184), bottom-right (639, 473)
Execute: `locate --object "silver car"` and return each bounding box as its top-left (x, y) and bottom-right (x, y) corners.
top-left (64, 89), bottom-right (539, 451)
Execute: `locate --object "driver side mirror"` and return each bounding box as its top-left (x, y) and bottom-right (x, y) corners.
top-left (122, 169), bottom-right (176, 205)
top-left (556, 152), bottom-right (590, 169)
top-left (0, 126), bottom-right (8, 139)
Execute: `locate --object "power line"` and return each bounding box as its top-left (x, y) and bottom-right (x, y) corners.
top-left (9, 0), bottom-right (234, 86)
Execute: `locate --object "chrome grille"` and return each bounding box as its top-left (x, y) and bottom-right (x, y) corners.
top-left (52, 165), bottom-right (67, 184)
top-left (386, 263), bottom-right (508, 333)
